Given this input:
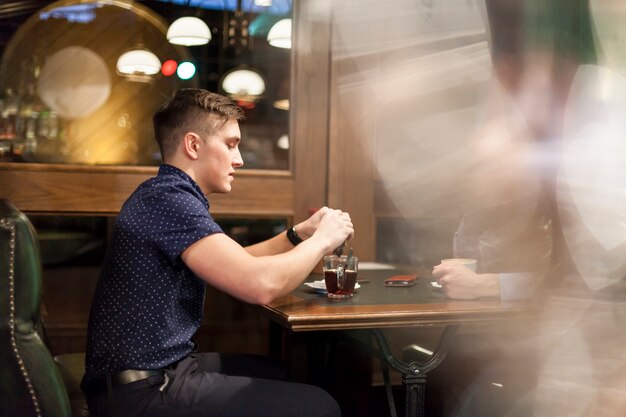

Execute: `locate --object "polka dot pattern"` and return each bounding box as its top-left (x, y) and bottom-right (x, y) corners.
top-left (84, 164), bottom-right (223, 383)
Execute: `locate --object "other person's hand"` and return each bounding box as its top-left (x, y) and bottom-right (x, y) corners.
top-left (432, 264), bottom-right (500, 299)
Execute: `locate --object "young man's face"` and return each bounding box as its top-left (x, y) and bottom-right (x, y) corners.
top-left (196, 119), bottom-right (243, 194)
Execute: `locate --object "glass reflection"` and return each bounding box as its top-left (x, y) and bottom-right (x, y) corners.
top-left (0, 0), bottom-right (291, 169)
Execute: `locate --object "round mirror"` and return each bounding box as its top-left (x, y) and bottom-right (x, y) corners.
top-left (0, 0), bottom-right (195, 165)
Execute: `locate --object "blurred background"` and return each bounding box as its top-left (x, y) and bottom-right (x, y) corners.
top-left (0, 0), bottom-right (291, 168)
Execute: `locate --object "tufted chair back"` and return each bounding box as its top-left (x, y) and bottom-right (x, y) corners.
top-left (0, 199), bottom-right (72, 417)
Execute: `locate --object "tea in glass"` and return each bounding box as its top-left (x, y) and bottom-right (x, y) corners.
top-left (323, 255), bottom-right (358, 299)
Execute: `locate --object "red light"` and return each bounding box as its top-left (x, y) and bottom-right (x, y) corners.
top-left (236, 100), bottom-right (256, 109)
top-left (161, 60), bottom-right (178, 76)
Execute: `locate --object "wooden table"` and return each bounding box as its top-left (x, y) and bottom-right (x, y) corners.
top-left (260, 268), bottom-right (533, 417)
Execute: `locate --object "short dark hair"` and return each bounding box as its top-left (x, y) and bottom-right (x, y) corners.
top-left (153, 89), bottom-right (245, 161)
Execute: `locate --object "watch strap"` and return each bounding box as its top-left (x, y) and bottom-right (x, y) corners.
top-left (286, 226), bottom-right (303, 246)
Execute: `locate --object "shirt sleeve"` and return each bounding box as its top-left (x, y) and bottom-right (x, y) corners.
top-left (143, 185), bottom-right (223, 263)
top-left (498, 272), bottom-right (538, 301)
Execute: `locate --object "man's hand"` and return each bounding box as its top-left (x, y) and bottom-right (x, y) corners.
top-left (310, 208), bottom-right (354, 254)
top-left (294, 207), bottom-right (330, 239)
top-left (432, 264), bottom-right (500, 299)
top-left (297, 207), bottom-right (354, 246)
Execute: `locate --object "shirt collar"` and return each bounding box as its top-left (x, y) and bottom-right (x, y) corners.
top-left (157, 164), bottom-right (210, 209)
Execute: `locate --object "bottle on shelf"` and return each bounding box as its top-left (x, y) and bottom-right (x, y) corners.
top-left (10, 58), bottom-right (56, 162)
top-left (0, 88), bottom-right (19, 161)
top-left (0, 96), bottom-right (10, 161)
top-left (21, 84), bottom-right (41, 160)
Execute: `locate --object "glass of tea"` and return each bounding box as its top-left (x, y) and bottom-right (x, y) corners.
top-left (323, 254), bottom-right (358, 299)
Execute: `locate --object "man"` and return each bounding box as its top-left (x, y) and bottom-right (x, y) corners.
top-left (81, 89), bottom-right (353, 417)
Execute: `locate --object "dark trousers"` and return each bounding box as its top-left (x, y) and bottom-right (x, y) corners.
top-left (85, 353), bottom-right (341, 417)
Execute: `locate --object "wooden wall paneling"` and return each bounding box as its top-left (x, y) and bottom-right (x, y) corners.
top-left (327, 6), bottom-right (379, 261)
top-left (0, 163), bottom-right (293, 217)
top-left (373, 180), bottom-right (403, 218)
top-left (291, 0), bottom-right (332, 224)
top-left (206, 170), bottom-right (294, 217)
top-left (0, 163), bottom-right (155, 214)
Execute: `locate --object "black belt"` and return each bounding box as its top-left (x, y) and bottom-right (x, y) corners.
top-left (110, 369), bottom-right (162, 385)
top-left (84, 369), bottom-right (163, 397)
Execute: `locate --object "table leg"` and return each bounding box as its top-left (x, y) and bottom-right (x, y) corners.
top-left (268, 323), bottom-right (337, 387)
top-left (370, 325), bottom-right (459, 417)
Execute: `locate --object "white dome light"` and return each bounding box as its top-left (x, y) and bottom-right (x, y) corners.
top-left (116, 49), bottom-right (161, 76)
top-left (277, 134), bottom-right (289, 150)
top-left (221, 69), bottom-right (266, 98)
top-left (267, 18), bottom-right (291, 49)
top-left (273, 99), bottom-right (290, 110)
top-left (167, 16), bottom-right (211, 46)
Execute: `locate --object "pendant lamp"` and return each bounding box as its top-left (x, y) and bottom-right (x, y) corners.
top-left (267, 18), bottom-right (291, 49)
top-left (221, 68), bottom-right (266, 100)
top-left (116, 48), bottom-right (161, 76)
top-left (167, 16), bottom-right (211, 46)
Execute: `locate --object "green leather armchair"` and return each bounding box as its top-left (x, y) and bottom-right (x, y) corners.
top-left (0, 199), bottom-right (74, 417)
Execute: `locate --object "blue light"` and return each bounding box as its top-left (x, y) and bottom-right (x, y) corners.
top-left (154, 0), bottom-right (292, 15)
top-left (177, 62), bottom-right (196, 80)
top-left (39, 4), bottom-right (101, 24)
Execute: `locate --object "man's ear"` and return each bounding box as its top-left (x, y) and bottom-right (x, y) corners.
top-left (183, 133), bottom-right (201, 159)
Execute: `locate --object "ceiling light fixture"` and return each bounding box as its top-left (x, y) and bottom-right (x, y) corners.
top-left (167, 16), bottom-right (211, 46)
top-left (116, 48), bottom-right (161, 82)
top-left (221, 68), bottom-right (266, 101)
top-left (267, 18), bottom-right (291, 48)
top-left (273, 99), bottom-right (289, 110)
top-left (277, 134), bottom-right (289, 150)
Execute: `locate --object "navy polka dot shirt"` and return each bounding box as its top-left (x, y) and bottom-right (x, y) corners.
top-left (83, 164), bottom-right (223, 383)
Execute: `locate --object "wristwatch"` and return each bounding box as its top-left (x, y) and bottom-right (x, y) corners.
top-left (286, 226), bottom-right (303, 246)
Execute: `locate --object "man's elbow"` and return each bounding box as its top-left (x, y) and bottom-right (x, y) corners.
top-left (243, 279), bottom-right (283, 305)
top-left (249, 293), bottom-right (275, 305)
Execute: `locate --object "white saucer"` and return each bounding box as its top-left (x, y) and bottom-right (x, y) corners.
top-left (304, 280), bottom-right (361, 294)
